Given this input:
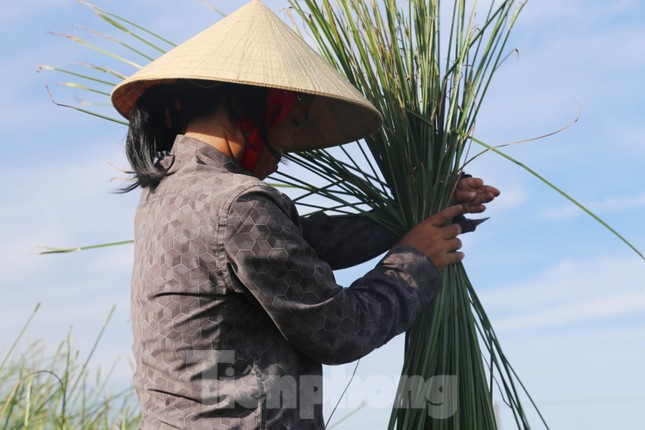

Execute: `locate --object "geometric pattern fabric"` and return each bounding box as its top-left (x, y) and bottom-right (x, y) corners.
top-left (131, 135), bottom-right (441, 429)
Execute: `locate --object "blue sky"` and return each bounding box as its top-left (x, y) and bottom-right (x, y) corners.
top-left (1, 1), bottom-right (643, 428)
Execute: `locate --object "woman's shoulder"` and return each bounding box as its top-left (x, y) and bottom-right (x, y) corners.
top-left (168, 167), bottom-right (296, 215)
top-left (231, 180), bottom-right (298, 218)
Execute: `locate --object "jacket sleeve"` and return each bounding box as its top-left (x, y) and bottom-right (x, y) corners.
top-left (300, 212), bottom-right (399, 270)
top-left (223, 187), bottom-right (442, 365)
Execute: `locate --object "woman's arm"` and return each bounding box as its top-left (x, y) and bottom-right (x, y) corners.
top-left (223, 187), bottom-right (452, 364)
top-left (299, 212), bottom-right (398, 270)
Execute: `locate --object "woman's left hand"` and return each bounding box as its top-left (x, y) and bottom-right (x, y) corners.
top-left (455, 176), bottom-right (500, 214)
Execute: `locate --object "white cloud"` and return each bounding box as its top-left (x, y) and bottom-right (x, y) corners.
top-left (495, 289), bottom-right (645, 332)
top-left (480, 256), bottom-right (645, 333)
top-left (535, 191), bottom-right (645, 222)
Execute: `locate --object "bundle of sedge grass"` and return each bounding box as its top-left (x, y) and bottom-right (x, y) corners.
top-left (278, 1), bottom-right (549, 428)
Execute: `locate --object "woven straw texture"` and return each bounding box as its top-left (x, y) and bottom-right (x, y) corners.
top-left (111, 0), bottom-right (383, 150)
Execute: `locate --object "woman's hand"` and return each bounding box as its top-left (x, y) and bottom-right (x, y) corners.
top-left (396, 205), bottom-right (465, 270)
top-left (454, 176), bottom-right (500, 214)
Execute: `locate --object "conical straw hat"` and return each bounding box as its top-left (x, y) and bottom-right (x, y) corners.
top-left (111, 0), bottom-right (383, 151)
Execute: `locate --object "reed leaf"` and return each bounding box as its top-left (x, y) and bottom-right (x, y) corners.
top-left (467, 135), bottom-right (644, 261)
top-left (0, 307), bottom-right (140, 428)
top-left (38, 64), bottom-right (119, 86)
top-left (35, 240), bottom-right (134, 255)
top-left (48, 31), bottom-right (144, 70)
top-left (80, 1), bottom-right (177, 50)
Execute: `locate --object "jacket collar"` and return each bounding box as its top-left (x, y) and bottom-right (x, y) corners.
top-left (165, 134), bottom-right (250, 176)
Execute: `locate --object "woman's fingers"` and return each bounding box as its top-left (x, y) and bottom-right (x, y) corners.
top-left (441, 224), bottom-right (462, 240)
top-left (436, 237), bottom-right (464, 267)
top-left (455, 177), bottom-right (501, 211)
top-left (396, 205), bottom-right (467, 270)
top-left (441, 251), bottom-right (465, 268)
top-left (396, 177), bottom-right (500, 267)
top-left (429, 204), bottom-right (464, 227)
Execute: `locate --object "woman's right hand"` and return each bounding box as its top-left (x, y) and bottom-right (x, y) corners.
top-left (395, 205), bottom-right (465, 270)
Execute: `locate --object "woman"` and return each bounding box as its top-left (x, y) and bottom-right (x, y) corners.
top-left (112, 2), bottom-right (499, 429)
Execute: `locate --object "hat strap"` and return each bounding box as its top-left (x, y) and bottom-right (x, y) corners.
top-left (238, 89), bottom-right (297, 172)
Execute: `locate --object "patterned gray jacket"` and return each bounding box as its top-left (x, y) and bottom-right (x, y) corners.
top-left (131, 135), bottom-right (442, 429)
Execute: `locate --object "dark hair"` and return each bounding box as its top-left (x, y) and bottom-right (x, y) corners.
top-left (120, 80), bottom-right (269, 192)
